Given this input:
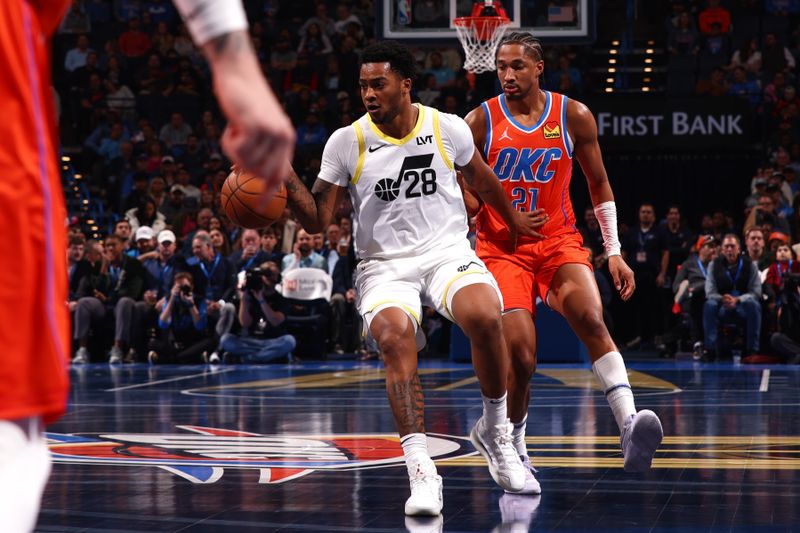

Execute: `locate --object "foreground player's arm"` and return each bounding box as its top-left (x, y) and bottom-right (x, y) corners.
top-left (458, 150), bottom-right (546, 241)
top-left (284, 169), bottom-right (346, 234)
top-left (173, 0), bottom-right (295, 189)
top-left (568, 99), bottom-right (635, 300)
top-left (460, 108), bottom-right (488, 217)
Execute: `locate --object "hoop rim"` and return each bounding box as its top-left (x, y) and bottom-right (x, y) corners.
top-left (452, 15), bottom-right (511, 28)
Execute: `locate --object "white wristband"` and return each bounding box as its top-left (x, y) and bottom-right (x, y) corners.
top-left (593, 201), bottom-right (621, 257)
top-left (173, 0), bottom-right (248, 47)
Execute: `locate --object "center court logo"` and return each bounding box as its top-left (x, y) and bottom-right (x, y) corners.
top-left (47, 426), bottom-right (475, 484)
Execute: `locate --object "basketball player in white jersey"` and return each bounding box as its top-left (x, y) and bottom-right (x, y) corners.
top-left (284, 41), bottom-right (548, 516)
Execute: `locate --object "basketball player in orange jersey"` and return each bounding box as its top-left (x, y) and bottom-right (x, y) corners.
top-left (461, 32), bottom-right (664, 494)
top-left (0, 2), bottom-right (292, 530)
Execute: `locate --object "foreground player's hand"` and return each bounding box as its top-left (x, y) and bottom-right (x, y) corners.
top-left (608, 255), bottom-right (635, 301)
top-left (211, 36), bottom-right (295, 195)
top-left (513, 208), bottom-right (548, 240)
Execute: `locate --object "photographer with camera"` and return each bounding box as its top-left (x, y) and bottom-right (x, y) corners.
top-left (148, 272), bottom-right (216, 364)
top-left (745, 193), bottom-right (791, 237)
top-left (219, 261), bottom-right (296, 363)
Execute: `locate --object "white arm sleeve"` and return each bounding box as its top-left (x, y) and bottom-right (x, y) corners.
top-left (172, 0), bottom-right (248, 47)
top-left (593, 201), bottom-right (622, 257)
top-left (439, 112), bottom-right (476, 167)
top-left (318, 127), bottom-right (358, 187)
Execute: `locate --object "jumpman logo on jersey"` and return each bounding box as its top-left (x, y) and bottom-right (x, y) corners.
top-left (499, 127), bottom-right (513, 142)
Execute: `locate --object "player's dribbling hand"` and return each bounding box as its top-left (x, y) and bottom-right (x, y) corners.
top-left (608, 255), bottom-right (635, 301)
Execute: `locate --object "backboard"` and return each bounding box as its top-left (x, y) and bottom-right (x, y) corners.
top-left (376, 0), bottom-right (594, 44)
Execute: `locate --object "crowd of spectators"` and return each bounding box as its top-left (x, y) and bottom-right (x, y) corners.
top-left (56, 0), bottom-right (800, 364)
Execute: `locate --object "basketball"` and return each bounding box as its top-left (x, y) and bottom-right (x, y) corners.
top-left (220, 168), bottom-right (287, 229)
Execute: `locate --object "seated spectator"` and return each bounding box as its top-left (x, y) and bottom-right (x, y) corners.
top-left (297, 22), bottom-right (332, 73)
top-left (118, 17), bottom-right (151, 61)
top-left (159, 112), bottom-right (193, 149)
top-left (702, 234), bottom-right (763, 361)
top-left (220, 262), bottom-right (296, 363)
top-left (148, 272), bottom-right (215, 364)
top-left (762, 33), bottom-right (796, 82)
top-left (114, 219), bottom-right (134, 252)
top-left (745, 226), bottom-right (771, 272)
top-left (728, 66), bottom-right (760, 106)
top-left (67, 234), bottom-right (92, 310)
top-left (425, 51), bottom-right (455, 88)
top-left (125, 196), bottom-right (167, 235)
top-left (229, 229), bottom-right (269, 273)
top-left (745, 193), bottom-right (792, 236)
top-left (698, 0), bottom-right (731, 35)
top-left (281, 229), bottom-right (326, 272)
top-left (260, 226), bottom-right (284, 263)
top-left (695, 67), bottom-right (729, 97)
top-left (128, 225), bottom-right (159, 261)
top-left (668, 12), bottom-right (699, 56)
top-left (60, 2), bottom-right (91, 34)
top-left (770, 269), bottom-right (800, 363)
top-left (728, 39), bottom-right (761, 78)
top-left (328, 236), bottom-right (360, 354)
top-left (160, 185), bottom-right (185, 225)
top-left (71, 234), bottom-right (147, 364)
top-left (65, 34), bottom-right (93, 73)
top-left (210, 228), bottom-right (232, 258)
top-left (417, 73), bottom-right (441, 107)
top-left (188, 230), bottom-right (235, 322)
top-left (671, 235), bottom-right (717, 357)
top-left (296, 112), bottom-right (328, 148)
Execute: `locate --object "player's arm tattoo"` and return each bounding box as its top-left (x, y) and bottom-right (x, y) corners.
top-left (458, 159), bottom-right (495, 197)
top-left (390, 372), bottom-right (425, 434)
top-left (285, 172), bottom-right (340, 233)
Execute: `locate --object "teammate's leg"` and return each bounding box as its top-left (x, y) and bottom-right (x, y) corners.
top-left (548, 263), bottom-right (662, 472)
top-left (370, 307), bottom-right (442, 516)
top-left (450, 284), bottom-right (525, 492)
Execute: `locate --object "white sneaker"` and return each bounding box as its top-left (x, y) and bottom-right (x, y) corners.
top-left (208, 351), bottom-right (221, 364)
top-left (72, 347), bottom-right (89, 364)
top-left (147, 351), bottom-right (158, 365)
top-left (505, 455), bottom-right (541, 495)
top-left (404, 460), bottom-right (443, 516)
top-left (470, 417), bottom-right (525, 492)
top-left (621, 410), bottom-right (663, 472)
top-left (108, 346), bottom-right (123, 365)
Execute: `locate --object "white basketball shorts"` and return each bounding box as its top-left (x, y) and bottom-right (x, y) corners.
top-left (355, 240), bottom-right (503, 350)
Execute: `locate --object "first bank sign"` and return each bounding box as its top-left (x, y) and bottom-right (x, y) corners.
top-left (591, 96), bottom-right (752, 151)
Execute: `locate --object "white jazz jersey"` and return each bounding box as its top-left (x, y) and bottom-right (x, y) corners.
top-left (318, 104), bottom-right (476, 260)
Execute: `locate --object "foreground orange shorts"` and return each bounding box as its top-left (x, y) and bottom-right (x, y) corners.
top-left (476, 232), bottom-right (592, 315)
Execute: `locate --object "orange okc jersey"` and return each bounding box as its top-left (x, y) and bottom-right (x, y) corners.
top-left (0, 0), bottom-right (71, 423)
top-left (477, 91), bottom-right (577, 243)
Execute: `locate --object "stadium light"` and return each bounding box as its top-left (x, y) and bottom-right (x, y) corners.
top-left (605, 88), bottom-right (614, 93)
top-left (608, 58), bottom-right (616, 64)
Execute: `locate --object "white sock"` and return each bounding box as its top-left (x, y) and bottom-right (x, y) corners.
top-left (482, 391), bottom-right (508, 427)
top-left (512, 415), bottom-right (528, 457)
top-left (592, 351), bottom-right (636, 432)
top-left (400, 433), bottom-right (434, 476)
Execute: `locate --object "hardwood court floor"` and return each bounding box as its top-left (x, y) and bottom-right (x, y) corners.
top-left (38, 360), bottom-right (800, 532)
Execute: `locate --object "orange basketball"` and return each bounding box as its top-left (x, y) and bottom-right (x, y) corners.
top-left (220, 169), bottom-right (287, 229)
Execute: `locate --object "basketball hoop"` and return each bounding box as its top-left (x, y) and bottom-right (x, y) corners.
top-left (453, 15), bottom-right (510, 74)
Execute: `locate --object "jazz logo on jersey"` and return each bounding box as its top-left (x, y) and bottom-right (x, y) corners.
top-left (543, 121), bottom-right (561, 139)
top-left (493, 147), bottom-right (563, 183)
top-left (47, 426), bottom-right (475, 484)
top-left (374, 154), bottom-right (438, 202)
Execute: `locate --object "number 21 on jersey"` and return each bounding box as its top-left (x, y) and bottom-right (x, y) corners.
top-left (511, 187), bottom-right (538, 212)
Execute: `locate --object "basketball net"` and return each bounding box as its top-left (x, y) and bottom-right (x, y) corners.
top-left (454, 1), bottom-right (511, 74)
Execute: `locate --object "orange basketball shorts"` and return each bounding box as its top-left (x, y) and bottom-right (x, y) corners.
top-left (475, 232), bottom-right (592, 315)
